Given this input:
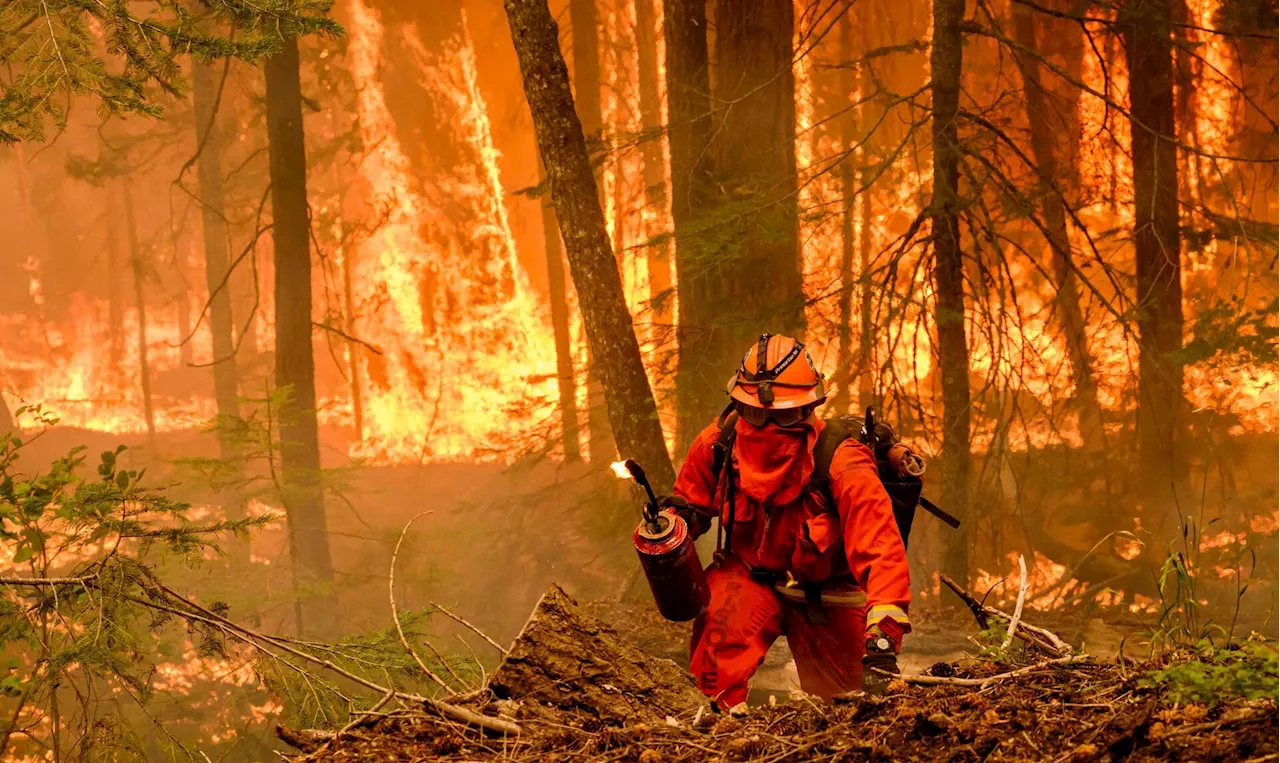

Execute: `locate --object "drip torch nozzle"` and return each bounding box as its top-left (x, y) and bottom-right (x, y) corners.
top-left (623, 459), bottom-right (663, 530)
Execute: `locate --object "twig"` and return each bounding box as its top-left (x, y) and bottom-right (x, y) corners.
top-left (311, 689), bottom-right (396, 756)
top-left (1003, 555), bottom-right (1028, 651)
top-left (148, 586), bottom-right (522, 736)
top-left (940, 573), bottom-right (1072, 655)
top-left (388, 511), bottom-right (455, 692)
top-left (876, 655), bottom-right (1091, 688)
top-left (430, 601), bottom-right (509, 656)
top-left (0, 575), bottom-right (98, 586)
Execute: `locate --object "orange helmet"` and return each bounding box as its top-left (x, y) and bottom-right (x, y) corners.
top-left (725, 334), bottom-right (827, 410)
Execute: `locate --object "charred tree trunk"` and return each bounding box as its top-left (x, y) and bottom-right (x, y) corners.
top-left (505, 0), bottom-right (676, 491)
top-left (122, 177), bottom-right (157, 452)
top-left (708, 0), bottom-right (803, 386)
top-left (930, 0), bottom-right (971, 581)
top-left (1120, 0), bottom-right (1183, 505)
top-left (265, 38), bottom-right (336, 635)
top-left (192, 60), bottom-right (242, 443)
top-left (1010, 3), bottom-right (1104, 453)
top-left (570, 0), bottom-right (616, 465)
top-left (539, 154), bottom-right (582, 462)
top-left (664, 0), bottom-right (716, 453)
top-left (635, 0), bottom-right (673, 326)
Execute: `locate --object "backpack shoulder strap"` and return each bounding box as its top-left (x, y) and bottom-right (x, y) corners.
top-left (711, 408), bottom-right (739, 477)
top-left (810, 415), bottom-right (862, 492)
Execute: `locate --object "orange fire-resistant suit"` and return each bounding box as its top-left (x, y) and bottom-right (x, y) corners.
top-left (673, 415), bottom-right (912, 707)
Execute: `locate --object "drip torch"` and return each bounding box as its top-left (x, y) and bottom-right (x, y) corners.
top-left (613, 459), bottom-right (710, 622)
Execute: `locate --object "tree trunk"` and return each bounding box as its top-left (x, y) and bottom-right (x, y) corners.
top-left (264, 38), bottom-right (336, 635)
top-left (504, 0), bottom-right (676, 492)
top-left (664, 0), bottom-right (716, 453)
top-left (106, 185), bottom-right (125, 372)
top-left (833, 8), bottom-right (857, 415)
top-left (175, 244), bottom-right (194, 368)
top-left (192, 59), bottom-right (242, 443)
top-left (1120, 0), bottom-right (1183, 505)
top-left (570, 0), bottom-right (615, 465)
top-left (635, 0), bottom-right (673, 325)
top-left (538, 154), bottom-right (582, 462)
top-left (0, 393), bottom-right (13, 436)
top-left (193, 58), bottom-right (250, 571)
top-left (930, 0), bottom-right (971, 582)
top-left (122, 177), bottom-right (157, 452)
top-left (1010, 2), bottom-right (1105, 453)
top-left (707, 0), bottom-right (802, 395)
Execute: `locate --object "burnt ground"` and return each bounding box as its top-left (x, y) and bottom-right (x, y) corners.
top-left (277, 588), bottom-right (1279, 762)
top-left (280, 664), bottom-right (1278, 762)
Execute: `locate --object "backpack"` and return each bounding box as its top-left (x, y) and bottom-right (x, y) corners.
top-left (710, 407), bottom-right (926, 549)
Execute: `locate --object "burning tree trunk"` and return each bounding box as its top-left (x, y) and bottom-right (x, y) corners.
top-left (264, 37), bottom-right (336, 634)
top-left (570, 0), bottom-right (616, 465)
top-left (664, 0), bottom-right (716, 453)
top-left (930, 0), bottom-right (971, 581)
top-left (635, 0), bottom-right (673, 325)
top-left (707, 0), bottom-right (802, 387)
top-left (505, 0), bottom-right (676, 492)
top-left (539, 153), bottom-right (582, 462)
top-left (1121, 0), bottom-right (1184, 503)
top-left (122, 176), bottom-right (158, 452)
top-left (192, 59), bottom-right (242, 442)
top-left (1010, 3), bottom-right (1105, 454)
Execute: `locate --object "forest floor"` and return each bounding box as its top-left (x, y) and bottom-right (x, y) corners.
top-left (277, 587), bottom-right (1279, 763)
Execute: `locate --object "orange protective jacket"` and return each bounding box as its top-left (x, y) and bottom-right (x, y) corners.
top-left (673, 417), bottom-right (912, 631)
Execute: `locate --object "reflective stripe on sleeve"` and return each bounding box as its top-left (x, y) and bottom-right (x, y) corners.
top-left (866, 603), bottom-right (910, 628)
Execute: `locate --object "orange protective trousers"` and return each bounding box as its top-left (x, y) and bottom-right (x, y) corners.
top-left (689, 557), bottom-right (867, 708)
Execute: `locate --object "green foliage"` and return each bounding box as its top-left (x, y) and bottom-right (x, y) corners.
top-left (0, 420), bottom-right (278, 758)
top-left (1140, 636), bottom-right (1279, 704)
top-left (0, 0), bottom-right (341, 143)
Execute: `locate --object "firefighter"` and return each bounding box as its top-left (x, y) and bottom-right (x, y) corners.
top-left (662, 334), bottom-right (911, 710)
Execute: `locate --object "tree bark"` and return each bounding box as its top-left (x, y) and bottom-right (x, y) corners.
top-left (192, 59), bottom-right (242, 446)
top-left (930, 0), bottom-right (971, 582)
top-left (1120, 0), bottom-right (1183, 503)
top-left (834, 8), bottom-right (857, 415)
top-left (664, 0), bottom-right (716, 453)
top-left (569, 0), bottom-right (615, 465)
top-left (1010, 2), bottom-right (1105, 453)
top-left (264, 38), bottom-right (336, 635)
top-left (706, 0), bottom-right (803, 401)
top-left (635, 0), bottom-right (673, 325)
top-left (539, 154), bottom-right (582, 462)
top-left (504, 0), bottom-right (676, 492)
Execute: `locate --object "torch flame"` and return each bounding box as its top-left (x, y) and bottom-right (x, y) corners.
top-left (610, 460), bottom-right (632, 480)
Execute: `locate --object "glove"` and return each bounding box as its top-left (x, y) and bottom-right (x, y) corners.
top-left (860, 651), bottom-right (899, 695)
top-left (657, 495), bottom-right (709, 536)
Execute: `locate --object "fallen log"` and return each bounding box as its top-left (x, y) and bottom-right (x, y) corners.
top-left (487, 584), bottom-right (706, 724)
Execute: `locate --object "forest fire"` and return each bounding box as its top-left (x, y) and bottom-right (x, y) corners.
top-left (0, 0), bottom-right (1275, 759)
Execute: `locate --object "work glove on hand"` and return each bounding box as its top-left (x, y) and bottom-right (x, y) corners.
top-left (860, 624), bottom-right (902, 695)
top-left (656, 495), bottom-right (701, 533)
